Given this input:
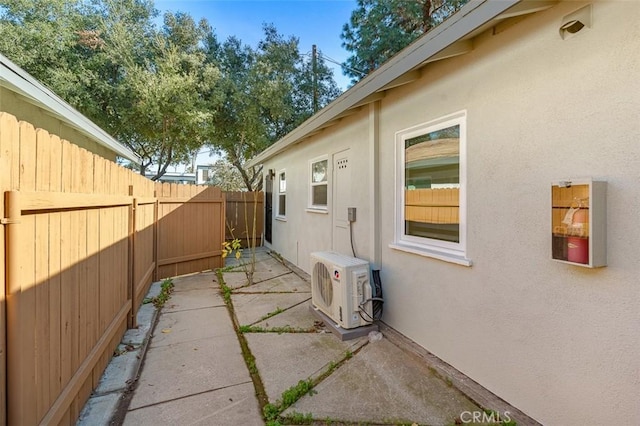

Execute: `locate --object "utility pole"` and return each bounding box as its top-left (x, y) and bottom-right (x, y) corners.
top-left (312, 44), bottom-right (318, 113)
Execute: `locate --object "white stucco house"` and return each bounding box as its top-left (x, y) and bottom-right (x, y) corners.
top-left (248, 1), bottom-right (640, 424)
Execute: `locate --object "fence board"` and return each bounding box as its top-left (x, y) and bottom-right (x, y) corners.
top-left (405, 188), bottom-right (460, 224)
top-left (225, 191), bottom-right (264, 248)
top-left (156, 184), bottom-right (225, 279)
top-left (0, 113), bottom-right (17, 426)
top-left (1, 113), bottom-right (226, 425)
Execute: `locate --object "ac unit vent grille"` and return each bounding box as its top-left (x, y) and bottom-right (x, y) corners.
top-left (313, 261), bottom-right (332, 307)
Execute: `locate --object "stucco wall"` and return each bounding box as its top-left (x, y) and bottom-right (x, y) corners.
top-left (377, 1), bottom-right (639, 424)
top-left (0, 87), bottom-right (116, 161)
top-left (262, 1), bottom-right (639, 424)
top-left (265, 107), bottom-right (371, 272)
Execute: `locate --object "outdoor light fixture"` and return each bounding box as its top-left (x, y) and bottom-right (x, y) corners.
top-left (268, 169), bottom-right (275, 179)
top-left (559, 4), bottom-right (592, 39)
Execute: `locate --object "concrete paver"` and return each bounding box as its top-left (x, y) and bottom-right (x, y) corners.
top-left (284, 336), bottom-right (482, 424)
top-left (246, 332), bottom-right (367, 402)
top-left (232, 292), bottom-right (310, 326)
top-left (124, 382), bottom-right (262, 426)
top-left (252, 301), bottom-right (319, 330)
top-left (80, 248), bottom-right (536, 426)
top-left (234, 272), bottom-right (309, 294)
top-left (128, 328), bottom-right (249, 410)
top-left (149, 306), bottom-right (233, 348)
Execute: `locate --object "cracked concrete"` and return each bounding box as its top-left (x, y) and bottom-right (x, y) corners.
top-left (81, 248), bottom-right (538, 426)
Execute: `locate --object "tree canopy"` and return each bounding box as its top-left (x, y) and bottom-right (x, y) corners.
top-left (0, 0), bottom-right (341, 188)
top-left (341, 0), bottom-right (469, 83)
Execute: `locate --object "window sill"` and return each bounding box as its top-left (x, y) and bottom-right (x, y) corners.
top-left (306, 208), bottom-right (328, 214)
top-left (275, 216), bottom-right (287, 222)
top-left (389, 243), bottom-right (472, 267)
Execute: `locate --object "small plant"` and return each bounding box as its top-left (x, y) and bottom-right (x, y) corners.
top-left (260, 307), bottom-right (284, 322)
top-left (222, 237), bottom-right (243, 261)
top-left (263, 379), bottom-right (315, 423)
top-left (219, 279), bottom-right (233, 306)
top-left (264, 402), bottom-right (281, 423)
top-left (147, 278), bottom-right (174, 308)
top-left (281, 411), bottom-right (313, 425)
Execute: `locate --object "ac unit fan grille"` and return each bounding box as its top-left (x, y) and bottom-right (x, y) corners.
top-left (313, 262), bottom-right (332, 307)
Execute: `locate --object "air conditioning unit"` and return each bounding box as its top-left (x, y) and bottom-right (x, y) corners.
top-left (310, 251), bottom-right (373, 329)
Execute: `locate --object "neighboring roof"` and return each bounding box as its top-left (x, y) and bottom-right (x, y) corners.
top-left (0, 53), bottom-right (141, 163)
top-left (247, 0), bottom-right (557, 167)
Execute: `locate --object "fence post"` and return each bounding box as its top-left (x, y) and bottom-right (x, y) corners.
top-left (4, 190), bottom-right (22, 425)
top-left (153, 190), bottom-right (159, 281)
top-left (128, 185), bottom-right (136, 328)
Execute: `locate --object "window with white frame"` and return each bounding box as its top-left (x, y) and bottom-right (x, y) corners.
top-left (392, 111), bottom-right (468, 264)
top-left (309, 157), bottom-right (328, 209)
top-left (277, 170), bottom-right (286, 218)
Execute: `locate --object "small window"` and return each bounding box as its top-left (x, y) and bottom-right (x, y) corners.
top-left (277, 170), bottom-right (286, 218)
top-left (392, 111), bottom-right (469, 265)
top-left (309, 157), bottom-right (328, 209)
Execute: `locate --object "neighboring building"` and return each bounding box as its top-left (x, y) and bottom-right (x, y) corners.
top-left (0, 53), bottom-right (139, 163)
top-left (248, 1), bottom-right (640, 424)
top-left (196, 165), bottom-right (214, 185)
top-left (144, 165), bottom-right (213, 185)
top-left (145, 171), bottom-right (196, 185)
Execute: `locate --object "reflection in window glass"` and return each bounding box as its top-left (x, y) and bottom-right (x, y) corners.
top-left (404, 124), bottom-right (460, 243)
top-left (278, 171), bottom-right (286, 217)
top-left (310, 159), bottom-right (328, 208)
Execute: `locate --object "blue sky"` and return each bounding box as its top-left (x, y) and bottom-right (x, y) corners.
top-left (155, 0), bottom-right (357, 91)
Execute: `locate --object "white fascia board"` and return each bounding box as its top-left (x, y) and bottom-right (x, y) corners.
top-left (0, 53), bottom-right (141, 163)
top-left (247, 0), bottom-right (523, 168)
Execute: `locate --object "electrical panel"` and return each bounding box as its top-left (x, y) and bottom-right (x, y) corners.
top-left (551, 179), bottom-right (606, 268)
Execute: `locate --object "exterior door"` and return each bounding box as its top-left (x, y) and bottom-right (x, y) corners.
top-left (332, 149), bottom-right (351, 255)
top-left (265, 172), bottom-right (273, 244)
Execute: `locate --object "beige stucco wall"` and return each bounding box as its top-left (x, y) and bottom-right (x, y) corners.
top-left (263, 1), bottom-right (639, 424)
top-left (266, 107), bottom-right (372, 271)
top-left (0, 87), bottom-right (116, 161)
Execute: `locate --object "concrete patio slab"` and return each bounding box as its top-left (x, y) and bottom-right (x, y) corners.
top-left (163, 287), bottom-right (224, 313)
top-left (128, 333), bottom-right (249, 410)
top-left (231, 292), bottom-right (311, 326)
top-left (283, 336), bottom-right (482, 424)
top-left (149, 306), bottom-right (233, 348)
top-left (124, 382), bottom-right (262, 426)
top-left (77, 393), bottom-right (121, 426)
top-left (234, 272), bottom-right (310, 294)
top-left (221, 271), bottom-right (250, 289)
top-left (252, 301), bottom-right (319, 331)
top-left (93, 349), bottom-right (139, 395)
top-left (246, 332), bottom-right (367, 403)
top-left (122, 302), bottom-right (156, 346)
top-left (171, 271), bottom-right (218, 292)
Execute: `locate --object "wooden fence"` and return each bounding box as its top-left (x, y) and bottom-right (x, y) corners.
top-left (405, 188), bottom-right (460, 224)
top-left (0, 112), bottom-right (225, 425)
top-left (225, 191), bottom-right (264, 248)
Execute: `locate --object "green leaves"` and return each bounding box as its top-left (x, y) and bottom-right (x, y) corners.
top-left (1, 1), bottom-right (342, 185)
top-left (341, 0), bottom-right (469, 83)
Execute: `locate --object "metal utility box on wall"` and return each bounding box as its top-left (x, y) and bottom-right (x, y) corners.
top-left (551, 178), bottom-right (606, 268)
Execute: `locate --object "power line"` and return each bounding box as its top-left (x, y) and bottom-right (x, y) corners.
top-left (303, 49), bottom-right (366, 77)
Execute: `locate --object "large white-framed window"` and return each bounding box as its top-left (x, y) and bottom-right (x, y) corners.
top-left (276, 169), bottom-right (286, 219)
top-left (308, 156), bottom-right (328, 210)
top-left (391, 110), bottom-right (470, 266)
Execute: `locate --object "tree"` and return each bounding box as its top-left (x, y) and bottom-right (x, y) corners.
top-left (1, 3), bottom-right (340, 185)
top-left (110, 12), bottom-right (222, 179)
top-left (206, 157), bottom-right (246, 191)
top-left (341, 0), bottom-right (469, 83)
top-left (207, 25), bottom-right (341, 190)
